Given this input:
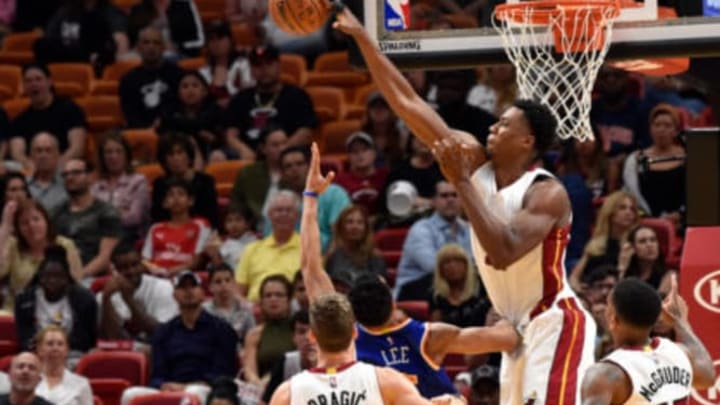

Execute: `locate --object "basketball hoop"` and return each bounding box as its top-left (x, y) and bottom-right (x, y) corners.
top-left (493, 0), bottom-right (622, 142)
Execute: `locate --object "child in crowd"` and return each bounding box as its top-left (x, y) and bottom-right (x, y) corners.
top-left (205, 206), bottom-right (258, 268)
top-left (203, 263), bottom-right (256, 352)
top-left (142, 179), bottom-right (210, 276)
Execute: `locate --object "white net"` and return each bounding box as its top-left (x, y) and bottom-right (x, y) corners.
top-left (492, 2), bottom-right (620, 141)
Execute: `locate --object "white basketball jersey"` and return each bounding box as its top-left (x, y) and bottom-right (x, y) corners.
top-left (470, 163), bottom-right (577, 325)
top-left (604, 337), bottom-right (693, 405)
top-left (289, 361), bottom-right (385, 405)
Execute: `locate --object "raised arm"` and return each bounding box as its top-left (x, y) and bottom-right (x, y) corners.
top-left (376, 366), bottom-right (434, 405)
top-left (662, 274), bottom-right (717, 389)
top-left (300, 143), bottom-right (336, 300)
top-left (332, 8), bottom-right (459, 148)
top-left (581, 362), bottom-right (631, 405)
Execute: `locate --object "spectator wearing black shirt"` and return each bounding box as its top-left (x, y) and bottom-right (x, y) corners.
top-left (13, 0), bottom-right (62, 31)
top-left (224, 45), bottom-right (318, 160)
top-left (52, 159), bottom-right (123, 279)
top-left (119, 26), bottom-right (183, 128)
top-left (9, 65), bottom-right (87, 172)
top-left (128, 0), bottom-right (205, 58)
top-left (34, 0), bottom-right (129, 71)
top-left (158, 71), bottom-right (224, 161)
top-left (151, 133), bottom-right (219, 228)
top-left (0, 353), bottom-right (54, 405)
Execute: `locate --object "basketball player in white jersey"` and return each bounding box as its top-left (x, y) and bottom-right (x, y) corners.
top-left (581, 276), bottom-right (716, 405)
top-left (269, 293), bottom-right (440, 405)
top-left (333, 7), bottom-right (594, 405)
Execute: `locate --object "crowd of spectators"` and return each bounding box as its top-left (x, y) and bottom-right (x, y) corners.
top-left (0, 0), bottom-right (716, 404)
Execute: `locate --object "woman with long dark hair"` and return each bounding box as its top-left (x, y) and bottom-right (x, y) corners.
top-left (618, 224), bottom-right (673, 293)
top-left (199, 20), bottom-right (253, 106)
top-left (128, 0), bottom-right (204, 58)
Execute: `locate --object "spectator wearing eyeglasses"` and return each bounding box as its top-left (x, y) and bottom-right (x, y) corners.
top-left (395, 180), bottom-right (472, 301)
top-left (51, 159), bottom-right (122, 280)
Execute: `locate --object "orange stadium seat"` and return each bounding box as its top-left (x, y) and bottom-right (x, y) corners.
top-left (0, 65), bottom-right (22, 101)
top-left (0, 31), bottom-right (41, 65)
top-left (205, 160), bottom-right (252, 198)
top-left (383, 251), bottom-right (402, 268)
top-left (93, 60), bottom-right (142, 95)
top-left (279, 54), bottom-right (308, 87)
top-left (129, 392), bottom-right (201, 405)
top-left (48, 63), bottom-right (95, 97)
top-left (135, 163), bottom-right (165, 186)
top-left (305, 51), bottom-right (369, 92)
top-left (76, 351), bottom-right (148, 386)
top-left (306, 86), bottom-right (347, 123)
top-left (2, 97), bottom-right (30, 120)
top-left (195, 0), bottom-right (225, 22)
top-left (122, 129), bottom-right (158, 164)
top-left (231, 22), bottom-right (263, 49)
top-left (76, 96), bottom-right (124, 132)
top-left (319, 120), bottom-right (363, 155)
top-left (178, 57), bottom-right (207, 72)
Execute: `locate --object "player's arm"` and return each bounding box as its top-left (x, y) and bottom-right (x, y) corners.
top-left (332, 7), bottom-right (481, 153)
top-left (461, 175), bottom-right (569, 269)
top-left (581, 362), bottom-right (631, 405)
top-left (662, 274), bottom-right (717, 389)
top-left (424, 320), bottom-right (520, 364)
top-left (300, 143), bottom-right (337, 300)
top-left (376, 366), bottom-right (434, 405)
top-left (268, 380), bottom-right (290, 405)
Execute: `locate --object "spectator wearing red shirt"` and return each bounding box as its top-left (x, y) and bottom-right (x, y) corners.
top-left (143, 179), bottom-right (210, 276)
top-left (334, 132), bottom-right (388, 215)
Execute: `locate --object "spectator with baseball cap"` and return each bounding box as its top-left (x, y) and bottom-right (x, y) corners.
top-left (119, 270), bottom-right (238, 405)
top-left (334, 131), bottom-right (389, 215)
top-left (224, 44), bottom-right (318, 160)
top-left (470, 365), bottom-right (500, 405)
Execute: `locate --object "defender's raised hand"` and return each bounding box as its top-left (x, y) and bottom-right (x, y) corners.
top-left (305, 142), bottom-right (335, 195)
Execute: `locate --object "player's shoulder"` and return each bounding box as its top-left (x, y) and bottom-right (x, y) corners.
top-left (582, 360), bottom-right (632, 404)
top-left (268, 379), bottom-right (291, 405)
top-left (523, 175), bottom-right (570, 212)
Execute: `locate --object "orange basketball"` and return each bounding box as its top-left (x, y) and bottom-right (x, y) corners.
top-left (269, 0), bottom-right (332, 35)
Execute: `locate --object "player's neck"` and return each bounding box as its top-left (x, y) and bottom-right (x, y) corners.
top-left (616, 334), bottom-right (651, 349)
top-left (493, 164), bottom-right (527, 189)
top-left (315, 349), bottom-right (355, 370)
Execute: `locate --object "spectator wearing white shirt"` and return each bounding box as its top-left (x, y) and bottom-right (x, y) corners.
top-left (0, 372), bottom-right (8, 394)
top-left (98, 243), bottom-right (178, 342)
top-left (35, 326), bottom-right (93, 405)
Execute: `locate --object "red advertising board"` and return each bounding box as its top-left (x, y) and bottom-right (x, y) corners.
top-left (680, 227), bottom-right (720, 405)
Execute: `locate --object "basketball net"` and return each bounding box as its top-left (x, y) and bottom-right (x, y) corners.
top-left (493, 1), bottom-right (621, 142)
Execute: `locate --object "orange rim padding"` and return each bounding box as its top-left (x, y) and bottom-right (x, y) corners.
top-left (495, 0), bottom-right (622, 52)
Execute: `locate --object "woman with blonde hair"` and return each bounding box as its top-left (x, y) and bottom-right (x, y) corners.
top-left (35, 325), bottom-right (93, 405)
top-left (430, 244), bottom-right (488, 327)
top-left (325, 205), bottom-right (386, 284)
top-left (570, 191), bottom-right (640, 291)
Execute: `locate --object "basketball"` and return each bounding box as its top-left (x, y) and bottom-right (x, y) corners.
top-left (269, 0), bottom-right (332, 35)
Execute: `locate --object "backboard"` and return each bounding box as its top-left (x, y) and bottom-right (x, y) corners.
top-left (358, 0), bottom-right (720, 70)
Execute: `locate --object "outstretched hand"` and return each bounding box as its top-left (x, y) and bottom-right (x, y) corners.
top-left (305, 142), bottom-right (335, 195)
top-left (332, 5), bottom-right (365, 37)
top-left (660, 273), bottom-right (688, 327)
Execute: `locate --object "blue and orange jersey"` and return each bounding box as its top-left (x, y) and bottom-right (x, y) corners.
top-left (355, 318), bottom-right (456, 398)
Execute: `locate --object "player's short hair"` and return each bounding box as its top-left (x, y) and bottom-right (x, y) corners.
top-left (348, 275), bottom-right (393, 327)
top-left (513, 99), bottom-right (557, 156)
top-left (310, 293), bottom-right (355, 353)
top-left (611, 278), bottom-right (662, 328)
